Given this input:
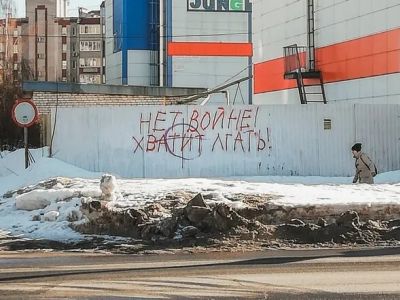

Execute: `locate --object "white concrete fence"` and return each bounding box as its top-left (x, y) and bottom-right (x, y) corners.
top-left (51, 104), bottom-right (400, 178)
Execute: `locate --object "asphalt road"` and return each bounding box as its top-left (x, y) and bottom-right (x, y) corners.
top-left (0, 247), bottom-right (400, 299)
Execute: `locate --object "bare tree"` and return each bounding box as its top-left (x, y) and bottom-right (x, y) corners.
top-left (0, 59), bottom-right (36, 149)
top-left (0, 1), bottom-right (39, 149)
top-left (0, 0), bottom-right (16, 82)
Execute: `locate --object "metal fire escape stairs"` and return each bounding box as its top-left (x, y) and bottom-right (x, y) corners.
top-left (283, 0), bottom-right (327, 104)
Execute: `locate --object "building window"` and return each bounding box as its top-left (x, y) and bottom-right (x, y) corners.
top-left (72, 43), bottom-right (76, 52)
top-left (80, 41), bottom-right (101, 51)
top-left (37, 36), bottom-right (45, 43)
top-left (114, 33), bottom-right (122, 52)
top-left (72, 27), bottom-right (76, 36)
top-left (62, 44), bottom-right (67, 52)
top-left (72, 60), bottom-right (76, 69)
top-left (80, 25), bottom-right (100, 35)
top-left (13, 45), bottom-right (18, 54)
top-left (37, 53), bottom-right (45, 59)
top-left (13, 29), bottom-right (18, 37)
top-left (13, 63), bottom-right (18, 70)
top-left (79, 57), bottom-right (101, 67)
top-left (79, 74), bottom-right (101, 84)
top-left (0, 43), bottom-right (4, 53)
top-left (62, 60), bottom-right (67, 69)
top-left (61, 27), bottom-right (67, 35)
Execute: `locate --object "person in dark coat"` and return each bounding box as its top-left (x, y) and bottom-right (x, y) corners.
top-left (351, 143), bottom-right (376, 184)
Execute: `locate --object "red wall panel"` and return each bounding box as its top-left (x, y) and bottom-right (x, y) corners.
top-left (254, 28), bottom-right (400, 94)
top-left (168, 42), bottom-right (253, 57)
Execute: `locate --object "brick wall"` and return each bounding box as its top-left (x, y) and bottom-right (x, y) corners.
top-left (32, 92), bottom-right (181, 114)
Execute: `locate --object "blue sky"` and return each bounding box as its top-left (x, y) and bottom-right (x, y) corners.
top-left (14, 0), bottom-right (103, 17)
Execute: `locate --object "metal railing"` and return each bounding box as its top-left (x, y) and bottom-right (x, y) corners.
top-left (283, 44), bottom-right (308, 74)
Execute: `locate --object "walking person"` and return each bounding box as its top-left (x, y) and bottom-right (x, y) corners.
top-left (351, 143), bottom-right (377, 184)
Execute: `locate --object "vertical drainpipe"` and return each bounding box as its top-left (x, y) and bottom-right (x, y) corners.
top-left (159, 0), bottom-right (164, 86)
top-left (307, 0), bottom-right (315, 71)
top-left (248, 7), bottom-right (253, 105)
top-left (121, 0), bottom-right (128, 85)
top-left (166, 0), bottom-right (173, 87)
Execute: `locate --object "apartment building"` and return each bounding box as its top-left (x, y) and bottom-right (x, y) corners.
top-left (76, 8), bottom-right (105, 84)
top-left (56, 17), bottom-right (78, 82)
top-left (0, 17), bottom-right (29, 84)
top-left (25, 0), bottom-right (60, 81)
top-left (0, 0), bottom-right (104, 85)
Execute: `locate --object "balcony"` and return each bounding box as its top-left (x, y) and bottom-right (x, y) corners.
top-left (283, 44), bottom-right (320, 80)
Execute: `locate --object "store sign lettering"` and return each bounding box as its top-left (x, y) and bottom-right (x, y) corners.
top-left (187, 0), bottom-right (252, 12)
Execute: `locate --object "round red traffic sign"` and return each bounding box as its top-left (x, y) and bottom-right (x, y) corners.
top-left (11, 99), bottom-right (39, 128)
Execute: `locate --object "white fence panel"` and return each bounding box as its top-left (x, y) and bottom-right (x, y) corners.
top-left (355, 104), bottom-right (400, 173)
top-left (51, 104), bottom-right (400, 178)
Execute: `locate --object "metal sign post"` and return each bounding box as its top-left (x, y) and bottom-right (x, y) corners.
top-left (24, 127), bottom-right (28, 169)
top-left (11, 99), bottom-right (39, 169)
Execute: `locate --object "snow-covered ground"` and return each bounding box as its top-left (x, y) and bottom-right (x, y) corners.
top-left (0, 148), bottom-right (399, 242)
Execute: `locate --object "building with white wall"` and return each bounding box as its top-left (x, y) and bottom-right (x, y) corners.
top-left (104, 0), bottom-right (159, 86)
top-left (105, 0), bottom-right (252, 104)
top-left (103, 0), bottom-right (400, 105)
top-left (253, 0), bottom-right (400, 105)
top-left (164, 0), bottom-right (252, 104)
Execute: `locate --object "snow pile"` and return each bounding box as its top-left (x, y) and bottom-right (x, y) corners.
top-left (0, 149), bottom-right (100, 196)
top-left (0, 195), bottom-right (83, 241)
top-left (42, 211), bottom-right (60, 222)
top-left (100, 174), bottom-right (122, 201)
top-left (0, 148), bottom-right (48, 177)
top-left (16, 189), bottom-right (75, 211)
top-left (0, 147), bottom-right (399, 242)
top-left (0, 181), bottom-right (101, 241)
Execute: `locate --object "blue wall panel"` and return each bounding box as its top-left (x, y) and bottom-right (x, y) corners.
top-left (113, 0), bottom-right (157, 51)
top-left (124, 0), bottom-right (149, 50)
top-left (113, 0), bottom-right (160, 84)
top-left (113, 0), bottom-right (124, 52)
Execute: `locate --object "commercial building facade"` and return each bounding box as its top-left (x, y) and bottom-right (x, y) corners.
top-left (6, 0), bottom-right (400, 106)
top-left (253, 0), bottom-right (400, 104)
top-left (105, 0), bottom-right (252, 104)
top-left (105, 0), bottom-right (160, 86)
top-left (105, 0), bottom-right (400, 105)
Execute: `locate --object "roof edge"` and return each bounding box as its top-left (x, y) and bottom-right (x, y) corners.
top-left (22, 81), bottom-right (206, 97)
